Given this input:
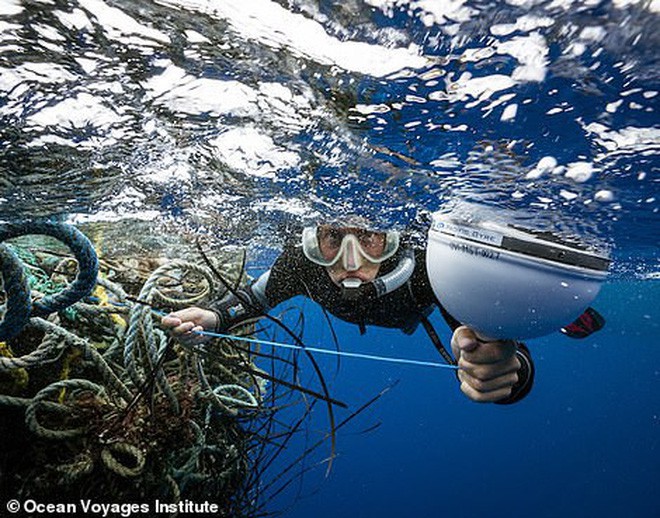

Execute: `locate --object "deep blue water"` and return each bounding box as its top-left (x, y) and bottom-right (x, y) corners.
top-left (268, 280), bottom-right (659, 518)
top-left (1, 0), bottom-right (659, 516)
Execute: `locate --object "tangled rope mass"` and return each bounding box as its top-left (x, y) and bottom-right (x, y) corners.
top-left (0, 222), bottom-right (265, 514)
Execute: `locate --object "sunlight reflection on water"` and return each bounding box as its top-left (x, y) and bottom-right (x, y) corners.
top-left (0, 0), bottom-right (657, 275)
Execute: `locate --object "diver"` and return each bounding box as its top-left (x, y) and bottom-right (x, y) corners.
top-left (160, 222), bottom-right (551, 405)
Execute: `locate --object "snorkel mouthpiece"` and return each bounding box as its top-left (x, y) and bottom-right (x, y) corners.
top-left (426, 210), bottom-right (610, 340)
top-left (341, 278), bottom-right (363, 300)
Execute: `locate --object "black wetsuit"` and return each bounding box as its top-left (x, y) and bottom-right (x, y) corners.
top-left (210, 245), bottom-right (535, 404)
top-left (263, 247), bottom-right (439, 333)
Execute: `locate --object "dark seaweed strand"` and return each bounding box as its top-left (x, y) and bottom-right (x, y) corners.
top-left (194, 237), bottom-right (340, 476)
top-left (253, 381), bottom-right (400, 515)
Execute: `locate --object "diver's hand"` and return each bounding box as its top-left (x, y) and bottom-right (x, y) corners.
top-left (161, 307), bottom-right (218, 346)
top-left (451, 326), bottom-right (521, 403)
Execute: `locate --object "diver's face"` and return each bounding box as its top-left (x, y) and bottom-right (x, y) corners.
top-left (316, 226), bottom-right (385, 286)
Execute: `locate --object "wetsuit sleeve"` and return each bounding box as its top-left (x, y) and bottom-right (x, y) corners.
top-left (207, 247), bottom-right (309, 331)
top-left (494, 342), bottom-right (535, 405)
top-left (207, 284), bottom-right (266, 332)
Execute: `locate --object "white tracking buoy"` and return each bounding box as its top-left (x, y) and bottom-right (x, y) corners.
top-left (426, 211), bottom-right (610, 340)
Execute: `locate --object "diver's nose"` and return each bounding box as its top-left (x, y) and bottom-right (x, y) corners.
top-left (342, 236), bottom-right (362, 271)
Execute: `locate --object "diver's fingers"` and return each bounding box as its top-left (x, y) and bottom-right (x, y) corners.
top-left (460, 339), bottom-right (517, 365)
top-left (457, 370), bottom-right (517, 403)
top-left (183, 326), bottom-right (209, 345)
top-left (161, 315), bottom-right (182, 329)
top-left (163, 307), bottom-right (206, 324)
top-left (458, 368), bottom-right (519, 393)
top-left (174, 325), bottom-right (209, 345)
top-left (451, 326), bottom-right (479, 356)
top-left (458, 354), bottom-right (521, 381)
top-left (172, 321), bottom-right (196, 336)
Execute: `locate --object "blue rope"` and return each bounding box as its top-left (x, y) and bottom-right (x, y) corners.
top-left (151, 309), bottom-right (458, 370)
top-left (194, 328), bottom-right (459, 369)
top-left (0, 245), bottom-right (32, 341)
top-left (91, 291), bottom-right (458, 370)
top-left (0, 222), bottom-right (99, 339)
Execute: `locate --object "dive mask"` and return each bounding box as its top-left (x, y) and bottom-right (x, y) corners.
top-left (301, 226), bottom-right (400, 271)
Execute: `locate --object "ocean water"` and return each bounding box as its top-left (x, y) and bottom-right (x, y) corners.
top-left (0, 0), bottom-right (658, 517)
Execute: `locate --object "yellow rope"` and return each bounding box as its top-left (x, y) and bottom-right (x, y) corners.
top-left (58, 349), bottom-right (82, 403)
top-left (93, 284), bottom-right (127, 330)
top-left (93, 230), bottom-right (126, 330)
top-left (0, 341), bottom-right (29, 389)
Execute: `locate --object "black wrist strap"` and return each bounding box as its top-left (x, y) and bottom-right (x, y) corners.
top-left (208, 286), bottom-right (265, 332)
top-left (494, 342), bottom-right (535, 405)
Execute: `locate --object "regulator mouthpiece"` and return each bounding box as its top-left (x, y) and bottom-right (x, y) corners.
top-left (426, 211), bottom-right (610, 340)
